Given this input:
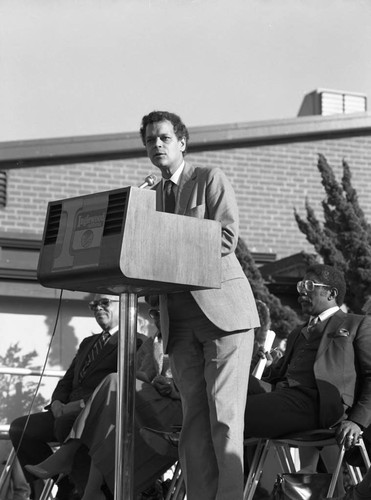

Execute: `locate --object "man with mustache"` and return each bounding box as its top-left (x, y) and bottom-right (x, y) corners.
top-left (244, 264), bottom-right (371, 446)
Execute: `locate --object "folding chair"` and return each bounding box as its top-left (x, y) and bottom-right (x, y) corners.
top-left (0, 446), bottom-right (16, 498)
top-left (243, 428), bottom-right (371, 500)
top-left (38, 477), bottom-right (57, 500)
top-left (164, 461), bottom-right (186, 500)
top-left (0, 425), bottom-right (22, 499)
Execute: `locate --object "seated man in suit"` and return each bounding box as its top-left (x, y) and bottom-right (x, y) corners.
top-left (9, 294), bottom-right (121, 500)
top-left (142, 264), bottom-right (371, 494)
top-left (244, 263), bottom-right (371, 443)
top-left (23, 307), bottom-right (183, 500)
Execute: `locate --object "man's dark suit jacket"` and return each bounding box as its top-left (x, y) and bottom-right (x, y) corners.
top-left (50, 332), bottom-right (118, 405)
top-left (267, 310), bottom-right (371, 429)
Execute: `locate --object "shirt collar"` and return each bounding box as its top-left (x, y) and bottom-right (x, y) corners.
top-left (162, 160), bottom-right (185, 188)
top-left (106, 326), bottom-right (119, 335)
top-left (317, 305), bottom-right (340, 322)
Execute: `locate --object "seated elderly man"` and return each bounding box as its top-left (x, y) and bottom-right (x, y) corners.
top-left (9, 294), bottom-right (121, 500)
top-left (23, 307), bottom-right (183, 500)
top-left (142, 264), bottom-right (371, 495)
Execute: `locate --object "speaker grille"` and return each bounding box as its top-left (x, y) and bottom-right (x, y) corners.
top-left (44, 203), bottom-right (62, 245)
top-left (103, 191), bottom-right (127, 235)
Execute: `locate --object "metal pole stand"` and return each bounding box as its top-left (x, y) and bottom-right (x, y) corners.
top-left (115, 292), bottom-right (138, 499)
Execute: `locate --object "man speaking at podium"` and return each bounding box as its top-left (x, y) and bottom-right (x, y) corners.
top-left (140, 111), bottom-right (260, 500)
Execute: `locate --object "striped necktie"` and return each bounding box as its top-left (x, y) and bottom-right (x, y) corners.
top-left (164, 180), bottom-right (175, 213)
top-left (79, 331), bottom-right (110, 382)
top-left (308, 316), bottom-right (319, 330)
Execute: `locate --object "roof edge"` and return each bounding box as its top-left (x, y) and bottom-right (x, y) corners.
top-left (1, 112), bottom-right (371, 168)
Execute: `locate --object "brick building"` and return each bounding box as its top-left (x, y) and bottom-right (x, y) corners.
top-left (0, 108), bottom-right (370, 393)
top-left (1, 112), bottom-right (371, 259)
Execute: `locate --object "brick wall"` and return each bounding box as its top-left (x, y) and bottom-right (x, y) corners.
top-left (189, 135), bottom-right (371, 258)
top-left (1, 134), bottom-right (371, 260)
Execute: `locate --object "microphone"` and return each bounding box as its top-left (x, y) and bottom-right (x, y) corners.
top-left (138, 174), bottom-right (157, 189)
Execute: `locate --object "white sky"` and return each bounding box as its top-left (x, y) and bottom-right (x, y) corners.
top-left (1, 0), bottom-right (370, 141)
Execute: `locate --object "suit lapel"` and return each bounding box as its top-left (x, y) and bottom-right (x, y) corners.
top-left (96, 332), bottom-right (118, 364)
top-left (152, 162), bottom-right (196, 215)
top-left (77, 336), bottom-right (98, 370)
top-left (316, 310), bottom-right (347, 359)
top-left (281, 326), bottom-right (302, 367)
top-left (79, 332), bottom-right (118, 381)
top-left (176, 162), bottom-right (197, 215)
top-left (153, 181), bottom-right (163, 211)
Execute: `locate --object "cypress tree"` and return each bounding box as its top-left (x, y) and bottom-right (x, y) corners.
top-left (294, 154), bottom-right (371, 312)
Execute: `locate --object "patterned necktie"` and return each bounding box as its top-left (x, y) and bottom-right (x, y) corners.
top-left (79, 331), bottom-right (110, 382)
top-left (302, 316), bottom-right (319, 340)
top-left (308, 316), bottom-right (319, 330)
top-left (164, 180), bottom-right (176, 213)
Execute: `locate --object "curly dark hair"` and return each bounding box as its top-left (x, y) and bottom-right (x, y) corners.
top-left (305, 264), bottom-right (346, 306)
top-left (139, 110), bottom-right (190, 153)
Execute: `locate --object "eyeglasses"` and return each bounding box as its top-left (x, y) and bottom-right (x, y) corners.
top-left (88, 298), bottom-right (119, 311)
top-left (296, 280), bottom-right (330, 293)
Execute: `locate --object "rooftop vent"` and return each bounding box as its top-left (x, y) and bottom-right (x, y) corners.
top-left (298, 89), bottom-right (367, 117)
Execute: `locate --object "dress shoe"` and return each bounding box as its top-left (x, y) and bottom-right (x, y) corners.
top-left (140, 427), bottom-right (179, 458)
top-left (25, 463), bottom-right (70, 482)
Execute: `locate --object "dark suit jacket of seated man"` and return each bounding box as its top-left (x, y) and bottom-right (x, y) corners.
top-left (244, 264), bottom-right (371, 450)
top-left (9, 294), bottom-right (121, 500)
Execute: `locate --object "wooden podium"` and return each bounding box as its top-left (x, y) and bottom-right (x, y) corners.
top-left (37, 186), bottom-right (221, 499)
